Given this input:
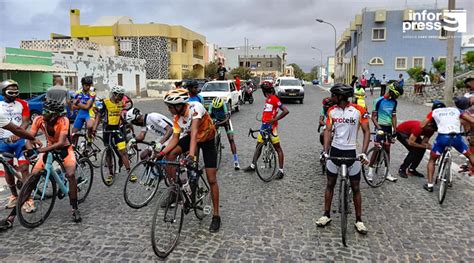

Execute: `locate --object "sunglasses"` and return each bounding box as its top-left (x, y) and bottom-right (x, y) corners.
top-left (42, 109), bottom-right (57, 115)
top-left (5, 90), bottom-right (19, 96)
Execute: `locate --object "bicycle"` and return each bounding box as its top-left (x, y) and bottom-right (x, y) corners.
top-left (361, 130), bottom-right (391, 187)
top-left (72, 132), bottom-right (104, 168)
top-left (435, 133), bottom-right (459, 205)
top-left (0, 152), bottom-right (25, 190)
top-left (16, 150), bottom-right (93, 228)
top-left (248, 126), bottom-right (277, 182)
top-left (151, 158), bottom-right (212, 258)
top-left (124, 141), bottom-right (171, 209)
top-left (326, 156), bottom-right (360, 247)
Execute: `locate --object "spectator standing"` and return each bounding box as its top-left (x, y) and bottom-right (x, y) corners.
top-left (380, 74), bottom-right (387, 97)
top-left (46, 76), bottom-right (71, 106)
top-left (217, 62), bottom-right (227, 80)
top-left (359, 75), bottom-right (367, 91)
top-left (234, 75), bottom-right (241, 91)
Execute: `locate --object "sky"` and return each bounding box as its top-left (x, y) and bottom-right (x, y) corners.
top-left (0, 0), bottom-right (472, 71)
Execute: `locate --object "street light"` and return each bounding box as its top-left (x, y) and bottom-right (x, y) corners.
top-left (316, 18), bottom-right (337, 82)
top-left (311, 46), bottom-right (323, 82)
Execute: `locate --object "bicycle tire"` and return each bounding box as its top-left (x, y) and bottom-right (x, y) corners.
top-left (193, 171), bottom-right (212, 220)
top-left (255, 142), bottom-right (277, 182)
top-left (341, 179), bottom-right (349, 247)
top-left (435, 152), bottom-right (447, 185)
top-left (362, 147), bottom-right (388, 188)
top-left (215, 134), bottom-right (222, 170)
top-left (124, 160), bottom-right (161, 209)
top-left (87, 135), bottom-right (104, 168)
top-left (76, 157), bottom-right (94, 204)
top-left (151, 186), bottom-right (184, 258)
top-left (438, 156), bottom-right (450, 204)
top-left (17, 171), bottom-right (57, 228)
top-left (100, 147), bottom-right (117, 187)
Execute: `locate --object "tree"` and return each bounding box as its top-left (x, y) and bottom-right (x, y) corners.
top-left (406, 66), bottom-right (424, 82)
top-left (432, 59), bottom-right (446, 73)
top-left (230, 67), bottom-right (252, 80)
top-left (305, 66), bottom-right (319, 81)
top-left (288, 63), bottom-right (305, 80)
top-left (182, 69), bottom-right (199, 79)
top-left (463, 51), bottom-right (474, 69)
top-left (205, 61), bottom-right (219, 79)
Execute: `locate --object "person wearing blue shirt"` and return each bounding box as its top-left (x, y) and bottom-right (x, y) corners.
top-left (185, 80), bottom-right (204, 104)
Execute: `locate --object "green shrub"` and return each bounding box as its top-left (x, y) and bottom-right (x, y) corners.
top-left (407, 67), bottom-right (424, 82)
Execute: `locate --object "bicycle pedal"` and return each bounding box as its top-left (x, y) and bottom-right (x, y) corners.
top-left (58, 192), bottom-right (65, 200)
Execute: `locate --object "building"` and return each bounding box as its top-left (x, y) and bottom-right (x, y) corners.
top-left (335, 7), bottom-right (462, 83)
top-left (219, 45), bottom-right (286, 74)
top-left (206, 42), bottom-right (225, 65)
top-left (326, 56), bottom-right (335, 84)
top-left (461, 35), bottom-right (474, 60)
top-left (67, 9), bottom-right (205, 80)
top-left (21, 38), bottom-right (146, 97)
top-left (0, 47), bottom-right (75, 97)
top-left (238, 54), bottom-right (283, 77)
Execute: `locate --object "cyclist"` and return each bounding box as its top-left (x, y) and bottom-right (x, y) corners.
top-left (421, 101), bottom-right (474, 191)
top-left (353, 84), bottom-right (366, 109)
top-left (318, 97), bottom-right (335, 146)
top-left (0, 80), bottom-right (31, 210)
top-left (208, 97), bottom-right (241, 170)
top-left (367, 83), bottom-right (403, 182)
top-left (92, 85), bottom-right (131, 185)
top-left (186, 80), bottom-right (204, 104)
top-left (243, 81), bottom-right (289, 179)
top-left (158, 88), bottom-right (221, 232)
top-left (125, 107), bottom-right (173, 165)
top-left (28, 100), bottom-right (81, 222)
top-left (315, 83), bottom-right (370, 235)
top-left (71, 76), bottom-right (96, 145)
top-left (368, 73), bottom-right (377, 96)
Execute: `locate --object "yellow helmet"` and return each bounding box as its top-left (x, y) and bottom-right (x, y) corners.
top-left (212, 97), bottom-right (225, 108)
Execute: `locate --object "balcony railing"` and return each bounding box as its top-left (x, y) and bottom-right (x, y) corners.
top-left (193, 54), bottom-right (203, 60)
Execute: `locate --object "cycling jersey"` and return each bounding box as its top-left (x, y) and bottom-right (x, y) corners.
top-left (208, 103), bottom-right (230, 121)
top-left (326, 103), bottom-right (369, 150)
top-left (172, 101), bottom-right (215, 142)
top-left (142, 113), bottom-right (173, 137)
top-left (397, 120), bottom-right (434, 138)
top-left (0, 98), bottom-right (29, 139)
top-left (373, 95), bottom-right (397, 126)
top-left (74, 90), bottom-right (96, 115)
top-left (189, 94), bottom-right (204, 104)
top-left (426, 107), bottom-right (465, 134)
top-left (0, 110), bottom-right (9, 128)
top-left (262, 95), bottom-right (282, 128)
top-left (101, 98), bottom-right (124, 126)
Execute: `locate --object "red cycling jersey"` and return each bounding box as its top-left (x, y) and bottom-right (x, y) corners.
top-left (262, 95), bottom-right (282, 128)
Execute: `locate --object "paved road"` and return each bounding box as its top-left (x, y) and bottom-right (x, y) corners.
top-left (0, 86), bottom-right (473, 261)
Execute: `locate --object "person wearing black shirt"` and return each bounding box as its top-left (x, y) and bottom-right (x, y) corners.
top-left (216, 62), bottom-right (227, 80)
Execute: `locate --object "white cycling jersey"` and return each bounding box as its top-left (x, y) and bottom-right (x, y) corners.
top-left (326, 103), bottom-right (369, 150)
top-left (143, 113), bottom-right (172, 137)
top-left (426, 107), bottom-right (464, 134)
top-left (0, 99), bottom-right (29, 139)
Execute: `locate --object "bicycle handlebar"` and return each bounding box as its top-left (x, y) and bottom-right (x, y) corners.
top-left (326, 156), bottom-right (360, 161)
top-left (248, 127), bottom-right (277, 139)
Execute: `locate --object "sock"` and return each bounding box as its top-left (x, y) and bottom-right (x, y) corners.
top-left (250, 163), bottom-right (255, 169)
top-left (233, 154), bottom-right (238, 162)
top-left (70, 199), bottom-right (78, 210)
top-left (324, 210), bottom-right (330, 218)
top-left (279, 168), bottom-right (284, 173)
top-left (427, 183), bottom-right (434, 187)
top-left (356, 216), bottom-right (362, 222)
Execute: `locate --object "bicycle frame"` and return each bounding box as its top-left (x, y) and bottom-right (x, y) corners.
top-left (35, 152), bottom-right (69, 200)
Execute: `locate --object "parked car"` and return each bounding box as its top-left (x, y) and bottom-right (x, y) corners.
top-left (200, 80), bottom-right (242, 112)
top-left (274, 77), bottom-right (305, 103)
top-left (312, 79), bottom-right (320, 85)
top-left (27, 93), bottom-right (77, 122)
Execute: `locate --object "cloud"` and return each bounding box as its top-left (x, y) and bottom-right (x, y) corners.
top-left (0, 0), bottom-right (472, 71)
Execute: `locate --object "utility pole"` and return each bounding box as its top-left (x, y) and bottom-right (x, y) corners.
top-left (444, 0), bottom-right (455, 106)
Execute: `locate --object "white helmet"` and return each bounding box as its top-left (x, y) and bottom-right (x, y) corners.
top-left (126, 108), bottom-right (141, 123)
top-left (111, 85), bottom-right (125, 94)
top-left (163, 88), bottom-right (189, 105)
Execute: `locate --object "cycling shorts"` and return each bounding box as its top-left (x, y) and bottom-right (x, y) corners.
top-left (103, 125), bottom-right (127, 151)
top-left (32, 146), bottom-right (76, 173)
top-left (432, 134), bottom-right (469, 156)
top-left (375, 125), bottom-right (393, 143)
top-left (326, 146), bottom-right (361, 181)
top-left (73, 110), bottom-right (91, 130)
top-left (0, 138), bottom-right (27, 163)
top-left (217, 120), bottom-right (234, 135)
top-left (177, 135), bottom-right (217, 168)
top-left (257, 124), bottom-right (280, 144)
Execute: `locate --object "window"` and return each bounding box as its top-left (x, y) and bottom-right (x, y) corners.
top-left (266, 61), bottom-right (273, 67)
top-left (171, 40), bottom-right (178, 52)
top-left (257, 62), bottom-right (261, 68)
top-left (239, 61), bottom-right (244, 67)
top-left (439, 27), bottom-right (448, 39)
top-left (438, 56), bottom-right (446, 62)
top-left (120, 39), bottom-right (132, 51)
top-left (118, 73), bottom-right (123, 86)
top-left (395, 57), bottom-right (408, 70)
top-left (372, 28), bottom-right (386, 41)
top-left (413, 57), bottom-right (424, 68)
top-left (245, 61), bottom-right (250, 67)
top-left (369, 57), bottom-right (384, 65)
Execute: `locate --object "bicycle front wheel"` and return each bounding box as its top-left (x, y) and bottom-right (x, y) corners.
top-left (17, 171), bottom-right (57, 228)
top-left (438, 157), bottom-right (451, 204)
top-left (192, 171), bottom-right (212, 220)
top-left (362, 147), bottom-right (388, 188)
top-left (340, 179), bottom-right (349, 247)
top-left (100, 147), bottom-right (117, 187)
top-left (124, 160), bottom-right (161, 209)
top-left (151, 185), bottom-right (184, 258)
top-left (76, 157), bottom-right (94, 204)
top-left (255, 142), bottom-right (277, 182)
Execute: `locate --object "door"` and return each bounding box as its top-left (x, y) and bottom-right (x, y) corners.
top-left (229, 83), bottom-right (237, 108)
top-left (118, 73), bottom-right (123, 86)
top-left (135, 74), bottom-right (140, 96)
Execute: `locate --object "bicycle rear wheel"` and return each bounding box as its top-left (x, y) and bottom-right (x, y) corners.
top-left (340, 179), bottom-right (349, 247)
top-left (255, 142), bottom-right (277, 182)
top-left (76, 158), bottom-right (93, 204)
top-left (151, 185), bottom-right (184, 258)
top-left (438, 156), bottom-right (451, 204)
top-left (124, 160), bottom-right (161, 209)
top-left (192, 171), bottom-right (212, 220)
top-left (17, 171), bottom-right (57, 228)
top-left (100, 147), bottom-right (117, 187)
top-left (362, 147), bottom-right (388, 188)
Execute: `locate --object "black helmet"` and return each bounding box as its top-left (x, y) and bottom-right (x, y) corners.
top-left (184, 80), bottom-right (198, 89)
top-left (44, 99), bottom-right (65, 114)
top-left (330, 83), bottom-right (354, 98)
top-left (260, 81), bottom-right (274, 93)
top-left (81, 76), bottom-right (93, 85)
top-left (454, 96), bottom-right (470, 110)
top-left (431, 100), bottom-right (446, 110)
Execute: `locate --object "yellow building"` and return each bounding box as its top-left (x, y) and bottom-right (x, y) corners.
top-left (69, 9), bottom-right (206, 79)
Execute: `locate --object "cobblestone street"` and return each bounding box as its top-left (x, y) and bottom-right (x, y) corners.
top-left (1, 86), bottom-right (473, 261)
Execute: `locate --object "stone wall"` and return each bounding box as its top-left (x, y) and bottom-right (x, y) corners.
top-left (146, 79), bottom-right (180, 98)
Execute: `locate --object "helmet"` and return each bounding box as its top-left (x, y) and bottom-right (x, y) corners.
top-left (330, 83), bottom-right (354, 98)
top-left (260, 81), bottom-right (274, 93)
top-left (81, 76), bottom-right (93, 85)
top-left (43, 99), bottom-right (65, 114)
top-left (111, 85), bottom-right (125, 94)
top-left (388, 83), bottom-right (404, 98)
top-left (164, 88), bottom-right (189, 104)
top-left (212, 97), bottom-right (225, 108)
top-left (184, 80), bottom-right (199, 89)
top-left (432, 100), bottom-right (446, 110)
top-left (126, 108), bottom-right (141, 123)
top-left (0, 79), bottom-right (18, 91)
top-left (454, 96), bottom-right (470, 110)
